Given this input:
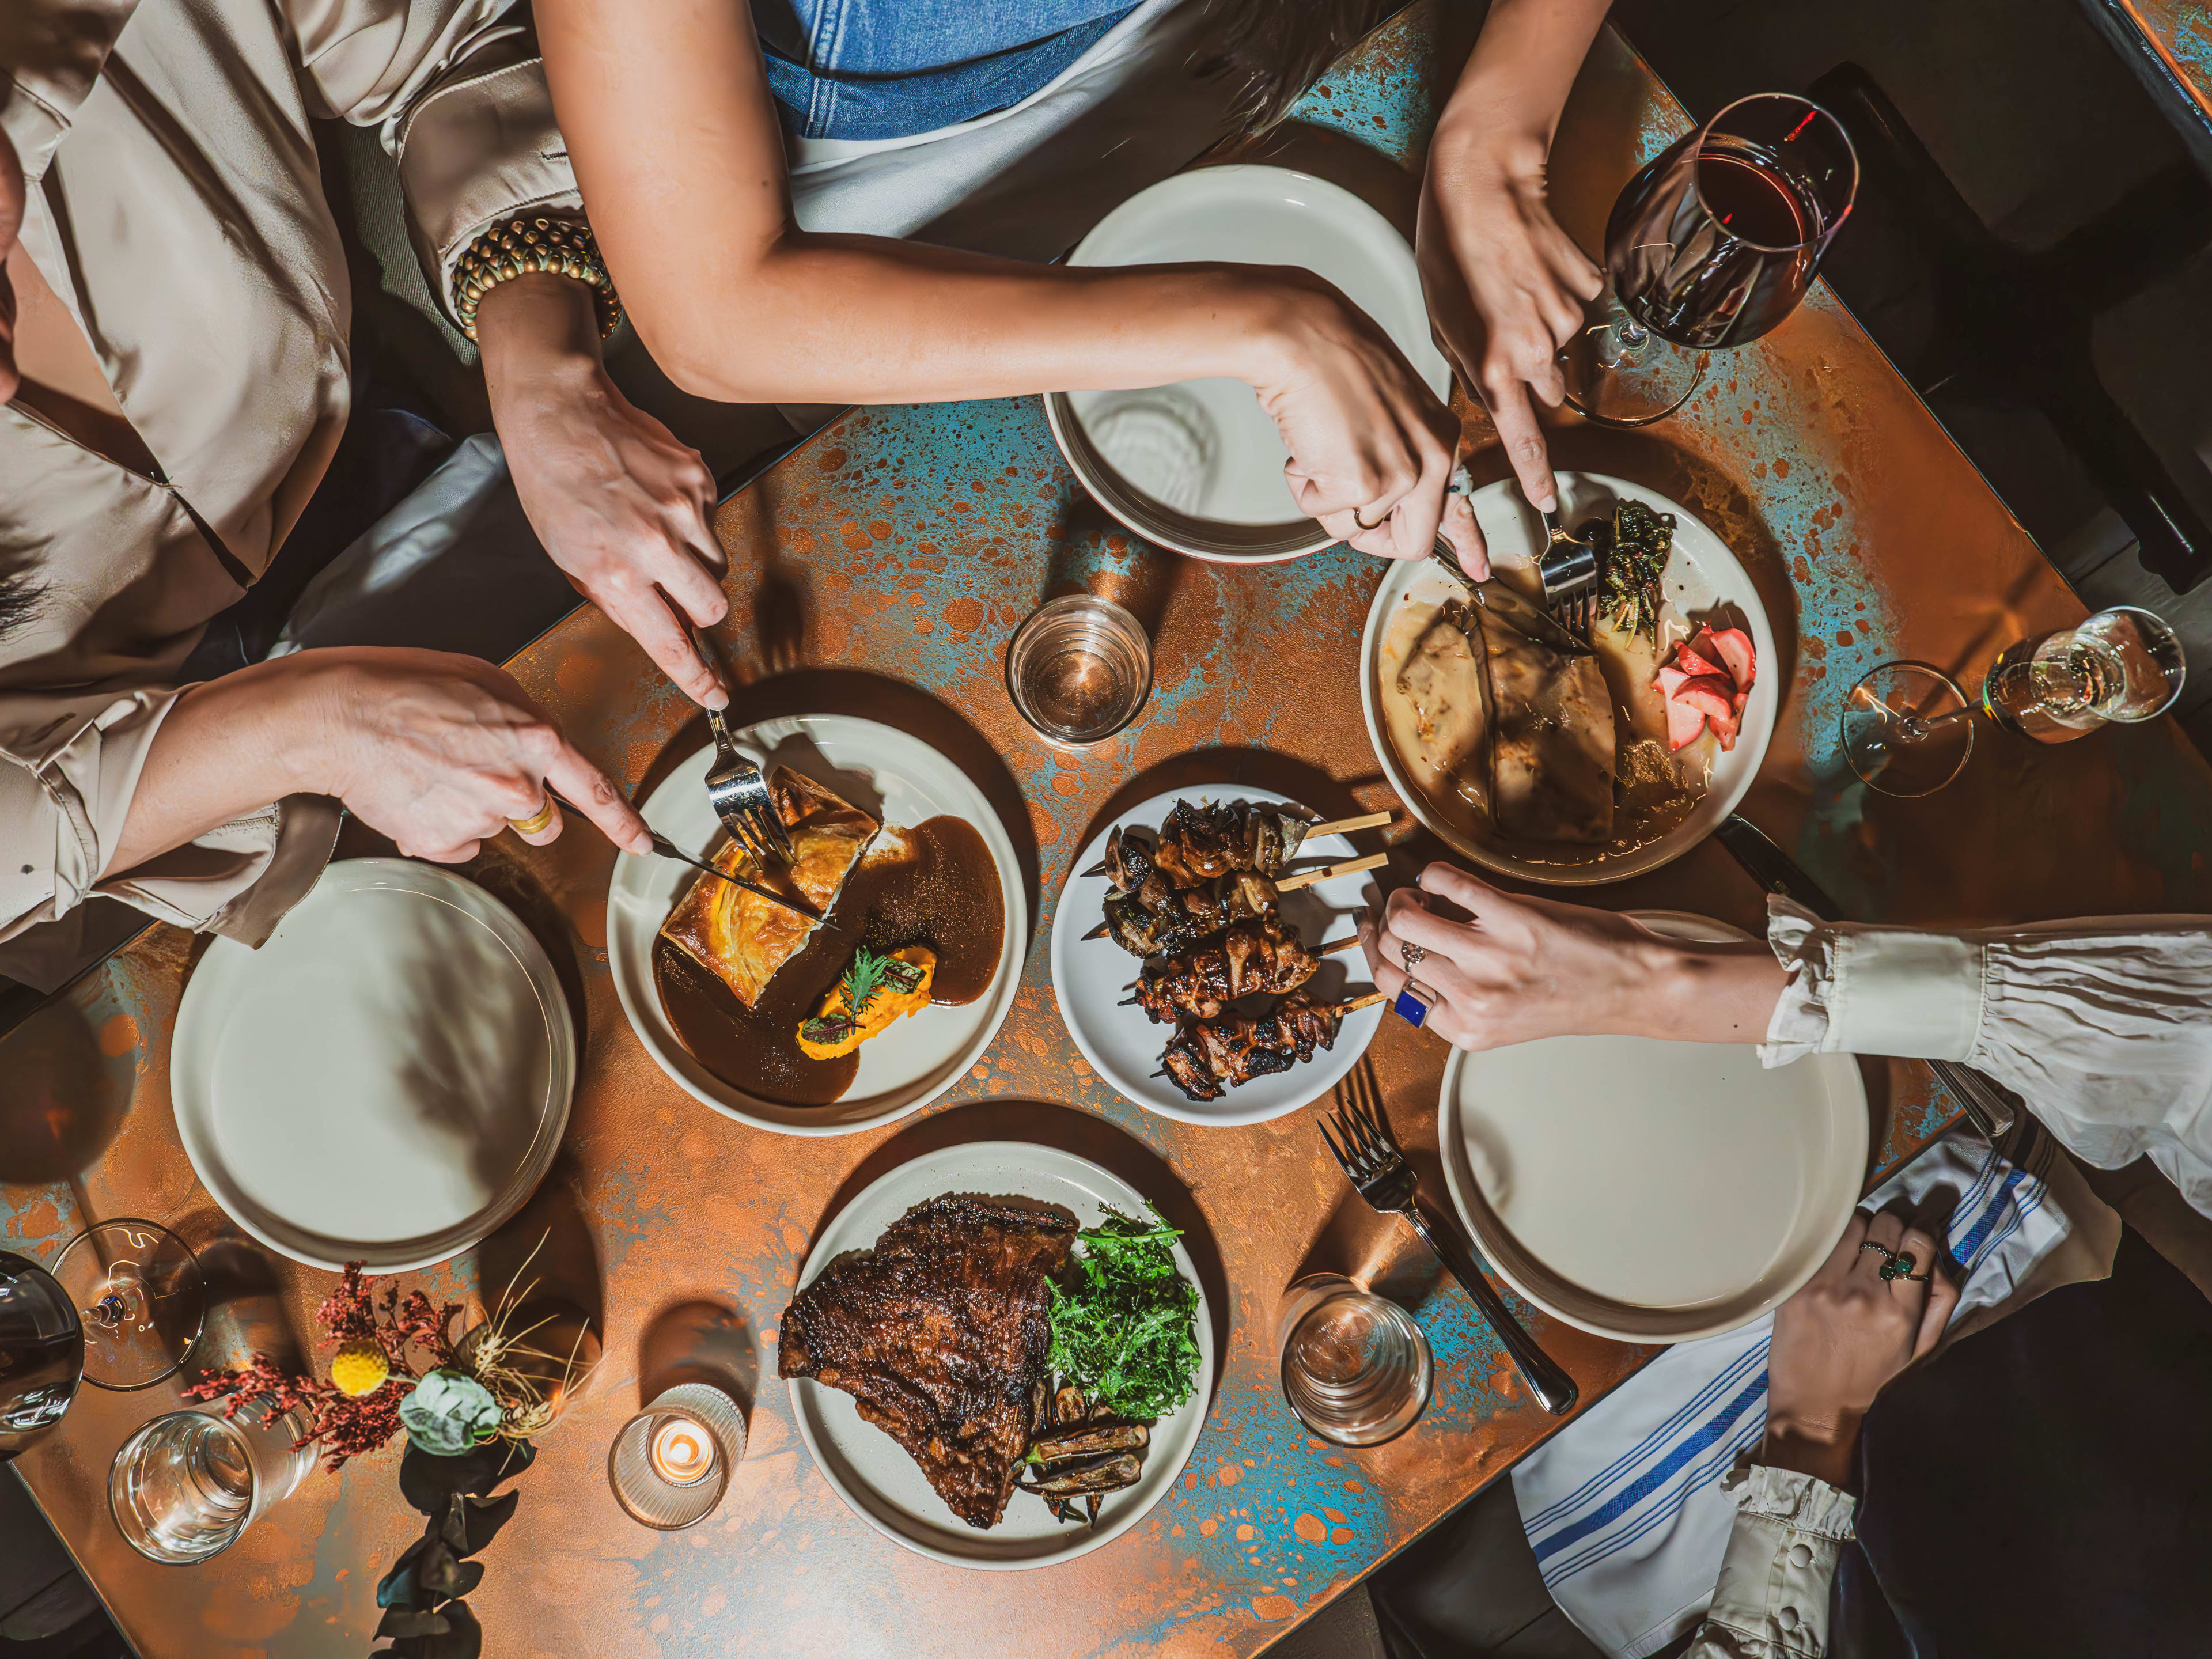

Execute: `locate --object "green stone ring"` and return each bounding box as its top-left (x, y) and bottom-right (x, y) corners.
top-left (1861, 1240), bottom-right (1933, 1283)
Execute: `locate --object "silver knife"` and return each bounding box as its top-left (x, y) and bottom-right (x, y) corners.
top-left (1711, 813), bottom-right (2017, 1139)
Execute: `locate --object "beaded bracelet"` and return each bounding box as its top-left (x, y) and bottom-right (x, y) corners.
top-left (452, 215), bottom-right (623, 343)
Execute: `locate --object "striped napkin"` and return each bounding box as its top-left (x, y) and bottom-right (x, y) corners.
top-left (1512, 1123), bottom-right (2119, 1659)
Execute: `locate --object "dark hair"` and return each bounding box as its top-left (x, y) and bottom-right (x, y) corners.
top-left (1195, 0), bottom-right (1402, 132)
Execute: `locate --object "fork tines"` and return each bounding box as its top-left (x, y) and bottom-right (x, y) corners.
top-left (1318, 1061), bottom-right (1400, 1185)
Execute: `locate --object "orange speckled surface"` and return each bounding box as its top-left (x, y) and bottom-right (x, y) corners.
top-left (7, 9), bottom-right (2212, 1658)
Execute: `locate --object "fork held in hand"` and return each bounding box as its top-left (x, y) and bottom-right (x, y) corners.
top-left (1321, 1069), bottom-right (1579, 1416)
top-left (678, 615), bottom-right (796, 868)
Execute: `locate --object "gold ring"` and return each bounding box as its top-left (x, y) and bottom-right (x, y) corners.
top-left (507, 798), bottom-right (557, 838)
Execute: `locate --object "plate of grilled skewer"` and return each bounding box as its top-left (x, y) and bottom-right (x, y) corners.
top-left (1049, 788), bottom-right (1389, 1125)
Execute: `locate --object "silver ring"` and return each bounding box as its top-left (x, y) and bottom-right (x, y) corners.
top-left (1448, 464), bottom-right (1476, 497)
top-left (1400, 941), bottom-right (1427, 970)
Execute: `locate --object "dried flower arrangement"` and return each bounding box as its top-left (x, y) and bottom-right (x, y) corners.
top-left (187, 1243), bottom-right (589, 1659)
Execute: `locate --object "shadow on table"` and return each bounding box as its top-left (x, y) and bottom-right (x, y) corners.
top-left (479, 1152), bottom-right (604, 1339)
top-left (1042, 488), bottom-right (1187, 647)
top-left (1073, 745), bottom-right (1400, 870)
top-left (638, 1301), bottom-right (761, 1419)
top-left (806, 1099), bottom-right (1232, 1394)
top-left (635, 669), bottom-right (1043, 930)
top-left (0, 995), bottom-right (131, 1185)
top-left (193, 1234), bottom-right (312, 1377)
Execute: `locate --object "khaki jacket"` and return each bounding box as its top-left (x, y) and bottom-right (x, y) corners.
top-left (0, 0), bottom-right (577, 947)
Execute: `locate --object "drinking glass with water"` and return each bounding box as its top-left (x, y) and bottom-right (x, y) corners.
top-left (109, 1401), bottom-right (316, 1563)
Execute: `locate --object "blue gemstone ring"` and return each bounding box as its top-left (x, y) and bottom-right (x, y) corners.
top-left (1394, 978), bottom-right (1437, 1028)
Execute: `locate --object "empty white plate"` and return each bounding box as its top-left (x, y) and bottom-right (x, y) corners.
top-left (1046, 164), bottom-right (1450, 560)
top-left (1437, 912), bottom-right (1868, 1342)
top-left (1361, 472), bottom-right (1779, 886)
top-left (172, 859), bottom-right (574, 1272)
top-left (787, 1141), bottom-right (1214, 1569)
top-left (1050, 786), bottom-right (1382, 1126)
top-left (607, 715), bottom-right (1025, 1137)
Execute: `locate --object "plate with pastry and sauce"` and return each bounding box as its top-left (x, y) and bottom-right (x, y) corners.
top-left (607, 715), bottom-right (1025, 1135)
top-left (1359, 473), bottom-right (1778, 886)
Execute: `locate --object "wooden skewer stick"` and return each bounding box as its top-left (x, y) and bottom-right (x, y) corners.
top-left (1080, 809), bottom-right (1397, 877)
top-left (1275, 851), bottom-right (1389, 893)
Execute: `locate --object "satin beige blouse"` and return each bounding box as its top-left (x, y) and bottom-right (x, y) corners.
top-left (0, 0), bottom-right (578, 948)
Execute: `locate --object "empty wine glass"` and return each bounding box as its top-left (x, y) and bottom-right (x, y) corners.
top-left (51, 1219), bottom-right (206, 1390)
top-left (1842, 607), bottom-right (2187, 796)
top-left (109, 1401), bottom-right (315, 1563)
top-left (1562, 93), bottom-right (1859, 426)
top-left (0, 1250), bottom-right (84, 1453)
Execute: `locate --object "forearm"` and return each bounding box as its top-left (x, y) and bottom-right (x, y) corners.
top-left (641, 237), bottom-right (1316, 409)
top-left (107, 657), bottom-right (340, 876)
top-left (1436, 0), bottom-right (1612, 160)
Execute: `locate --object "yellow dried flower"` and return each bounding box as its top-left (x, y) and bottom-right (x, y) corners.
top-left (330, 1340), bottom-right (391, 1398)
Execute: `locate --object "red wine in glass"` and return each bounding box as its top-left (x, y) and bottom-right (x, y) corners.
top-left (0, 1250), bottom-right (84, 1456)
top-left (1562, 94), bottom-right (1858, 425)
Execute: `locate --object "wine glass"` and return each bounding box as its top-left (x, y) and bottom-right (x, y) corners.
top-left (1841, 607), bottom-right (2188, 797)
top-left (0, 1251), bottom-right (84, 1455)
top-left (1562, 93), bottom-right (1859, 426)
top-left (50, 1219), bottom-right (206, 1391)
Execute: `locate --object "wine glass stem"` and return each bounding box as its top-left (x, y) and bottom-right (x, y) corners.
top-left (1603, 310), bottom-right (1648, 368)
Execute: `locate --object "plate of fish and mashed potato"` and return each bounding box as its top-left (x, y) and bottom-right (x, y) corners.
top-left (1359, 474), bottom-right (1778, 885)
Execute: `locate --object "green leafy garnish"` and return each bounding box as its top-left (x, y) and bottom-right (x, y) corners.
top-left (1599, 499), bottom-right (1675, 641)
top-left (800, 948), bottom-right (925, 1047)
top-left (839, 947), bottom-right (893, 1020)
top-left (1047, 1207), bottom-right (1200, 1423)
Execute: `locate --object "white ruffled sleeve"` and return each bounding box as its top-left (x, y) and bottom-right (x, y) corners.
top-left (1760, 897), bottom-right (2212, 1214)
top-left (1685, 1462), bottom-right (1858, 1658)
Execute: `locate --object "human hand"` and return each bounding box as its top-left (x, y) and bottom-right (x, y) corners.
top-left (478, 274), bottom-right (729, 707)
top-left (1762, 1210), bottom-right (1960, 1489)
top-left (1252, 275), bottom-right (1488, 577)
top-left (1418, 129), bottom-right (1602, 513)
top-left (307, 647), bottom-right (652, 862)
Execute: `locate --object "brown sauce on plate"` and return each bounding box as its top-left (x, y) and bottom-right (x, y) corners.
top-left (653, 816), bottom-right (1005, 1106)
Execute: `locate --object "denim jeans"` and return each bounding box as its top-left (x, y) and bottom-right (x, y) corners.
top-left (753, 0), bottom-right (1138, 139)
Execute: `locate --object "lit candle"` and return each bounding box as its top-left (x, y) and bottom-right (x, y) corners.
top-left (648, 1416), bottom-right (715, 1486)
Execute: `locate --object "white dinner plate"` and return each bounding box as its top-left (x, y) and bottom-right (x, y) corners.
top-left (1361, 472), bottom-right (1779, 885)
top-left (1050, 786), bottom-right (1382, 1126)
top-left (172, 859), bottom-right (574, 1272)
top-left (1046, 165), bottom-right (1450, 560)
top-left (607, 715), bottom-right (1025, 1137)
top-left (1437, 912), bottom-right (1867, 1342)
top-left (786, 1141), bottom-right (1214, 1569)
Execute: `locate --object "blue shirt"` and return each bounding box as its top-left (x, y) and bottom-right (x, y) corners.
top-left (752, 0), bottom-right (1141, 140)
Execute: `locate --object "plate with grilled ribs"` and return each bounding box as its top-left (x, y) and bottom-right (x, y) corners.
top-left (780, 1141), bottom-right (1215, 1568)
top-left (1048, 787), bottom-right (1387, 1126)
top-left (1362, 472), bottom-right (1778, 885)
top-left (607, 715), bottom-right (1024, 1135)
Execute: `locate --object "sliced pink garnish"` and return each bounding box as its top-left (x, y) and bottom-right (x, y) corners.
top-left (1656, 664), bottom-right (1691, 699)
top-left (1707, 627), bottom-right (1756, 691)
top-left (1665, 692), bottom-right (1707, 752)
top-left (1672, 675), bottom-right (1737, 724)
top-left (1709, 702), bottom-right (1742, 751)
top-left (1671, 643), bottom-right (1725, 681)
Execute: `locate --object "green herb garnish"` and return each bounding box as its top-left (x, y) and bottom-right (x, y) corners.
top-left (1047, 1207), bottom-right (1200, 1423)
top-left (799, 947), bottom-right (924, 1047)
top-left (1599, 499), bottom-right (1675, 642)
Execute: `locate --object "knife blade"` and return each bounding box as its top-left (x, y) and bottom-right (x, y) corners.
top-left (647, 831), bottom-right (820, 921)
top-left (1711, 813), bottom-right (2018, 1139)
top-left (1446, 571), bottom-right (1593, 657)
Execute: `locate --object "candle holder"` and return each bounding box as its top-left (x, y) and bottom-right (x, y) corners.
top-left (607, 1382), bottom-right (747, 1529)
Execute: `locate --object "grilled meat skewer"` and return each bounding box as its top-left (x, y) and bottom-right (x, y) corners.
top-left (1157, 992), bottom-right (1384, 1103)
top-left (1097, 871), bottom-right (1279, 959)
top-left (1094, 802), bottom-right (1397, 891)
top-left (1123, 919), bottom-right (1359, 1022)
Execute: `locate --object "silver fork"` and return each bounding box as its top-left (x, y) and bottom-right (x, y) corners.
top-left (1319, 1065), bottom-right (1579, 1416)
top-left (1538, 509), bottom-right (1601, 642)
top-left (679, 616), bottom-right (796, 868)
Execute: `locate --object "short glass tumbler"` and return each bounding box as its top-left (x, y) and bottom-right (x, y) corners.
top-left (1005, 594), bottom-right (1152, 748)
top-left (110, 1402), bottom-right (315, 1563)
top-left (608, 1381), bottom-right (748, 1531)
top-left (1277, 1275), bottom-right (1433, 1448)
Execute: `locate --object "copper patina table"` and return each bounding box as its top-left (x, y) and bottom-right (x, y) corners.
top-left (8, 7), bottom-right (2212, 1656)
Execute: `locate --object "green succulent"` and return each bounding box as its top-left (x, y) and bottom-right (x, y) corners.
top-left (399, 1368), bottom-right (505, 1457)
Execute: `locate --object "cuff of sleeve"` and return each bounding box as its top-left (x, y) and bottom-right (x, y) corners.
top-left (393, 45), bottom-right (582, 324)
top-left (1724, 1459), bottom-right (1859, 1540)
top-left (94, 794), bottom-right (340, 944)
top-left (1760, 896), bottom-right (1983, 1065)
